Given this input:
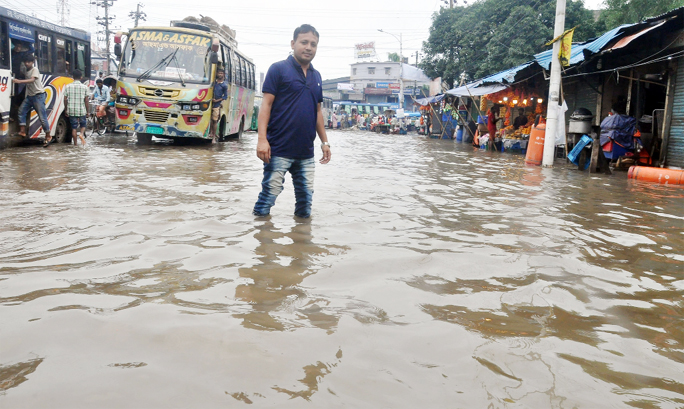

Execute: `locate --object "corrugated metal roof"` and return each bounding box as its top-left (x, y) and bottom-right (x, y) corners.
top-left (534, 24), bottom-right (634, 70)
top-left (479, 62), bottom-right (534, 84)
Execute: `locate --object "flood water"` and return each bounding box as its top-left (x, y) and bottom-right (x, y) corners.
top-left (1, 130), bottom-right (683, 408)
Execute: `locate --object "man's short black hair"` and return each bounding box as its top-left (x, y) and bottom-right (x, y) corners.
top-left (72, 70), bottom-right (83, 80)
top-left (23, 53), bottom-right (35, 63)
top-left (96, 78), bottom-right (103, 84)
top-left (293, 24), bottom-right (319, 42)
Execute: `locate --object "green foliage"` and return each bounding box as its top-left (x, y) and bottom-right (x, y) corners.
top-left (387, 52), bottom-right (400, 62)
top-left (598, 0), bottom-right (684, 30)
top-left (420, 0), bottom-right (600, 88)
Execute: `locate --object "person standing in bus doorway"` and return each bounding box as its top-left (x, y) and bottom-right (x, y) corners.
top-left (14, 54), bottom-right (52, 146)
top-left (63, 70), bottom-right (89, 146)
top-left (210, 67), bottom-right (228, 143)
top-left (253, 24), bottom-right (331, 219)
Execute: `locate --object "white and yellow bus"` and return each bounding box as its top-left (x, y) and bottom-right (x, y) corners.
top-left (112, 19), bottom-right (255, 144)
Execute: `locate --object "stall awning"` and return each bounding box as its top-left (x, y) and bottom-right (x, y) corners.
top-left (9, 21), bottom-right (34, 43)
top-left (446, 83), bottom-right (507, 97)
top-left (414, 94), bottom-right (444, 106)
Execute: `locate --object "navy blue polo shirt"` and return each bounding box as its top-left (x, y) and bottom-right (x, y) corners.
top-left (262, 55), bottom-right (323, 159)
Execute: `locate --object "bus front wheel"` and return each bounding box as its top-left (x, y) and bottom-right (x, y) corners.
top-left (137, 133), bottom-right (153, 145)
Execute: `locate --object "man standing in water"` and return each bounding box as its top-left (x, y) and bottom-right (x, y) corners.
top-left (253, 24), bottom-right (331, 218)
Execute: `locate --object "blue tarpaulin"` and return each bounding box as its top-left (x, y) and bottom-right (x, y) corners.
top-left (600, 114), bottom-right (637, 149)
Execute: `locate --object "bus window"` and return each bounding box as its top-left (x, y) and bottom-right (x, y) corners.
top-left (249, 63), bottom-right (254, 90)
top-left (55, 38), bottom-right (66, 73)
top-left (65, 40), bottom-right (73, 73)
top-left (240, 58), bottom-right (247, 88)
top-left (0, 22), bottom-right (9, 69)
top-left (75, 42), bottom-right (87, 73)
top-left (232, 52), bottom-right (239, 86)
top-left (221, 45), bottom-right (231, 82)
top-left (35, 33), bottom-right (53, 73)
top-left (246, 62), bottom-right (251, 89)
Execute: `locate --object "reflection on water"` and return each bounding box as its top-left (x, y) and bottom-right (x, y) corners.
top-left (0, 131), bottom-right (683, 407)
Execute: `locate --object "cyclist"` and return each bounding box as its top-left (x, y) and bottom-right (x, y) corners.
top-left (92, 78), bottom-right (116, 128)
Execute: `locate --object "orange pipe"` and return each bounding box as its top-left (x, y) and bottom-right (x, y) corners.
top-left (628, 166), bottom-right (684, 185)
top-left (525, 123), bottom-right (546, 166)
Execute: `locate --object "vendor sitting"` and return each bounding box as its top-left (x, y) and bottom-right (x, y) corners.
top-left (513, 109), bottom-right (528, 130)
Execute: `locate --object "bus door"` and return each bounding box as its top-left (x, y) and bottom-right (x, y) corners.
top-left (220, 43), bottom-right (232, 133)
top-left (0, 20), bottom-right (11, 136)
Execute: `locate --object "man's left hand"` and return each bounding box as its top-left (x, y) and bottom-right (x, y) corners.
top-left (320, 145), bottom-right (331, 164)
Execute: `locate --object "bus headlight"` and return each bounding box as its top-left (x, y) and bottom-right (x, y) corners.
top-left (192, 104), bottom-right (200, 110)
top-left (117, 96), bottom-right (140, 106)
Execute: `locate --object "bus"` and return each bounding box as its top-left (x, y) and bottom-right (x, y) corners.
top-left (112, 18), bottom-right (255, 144)
top-left (321, 96), bottom-right (333, 128)
top-left (337, 101), bottom-right (399, 116)
top-left (0, 6), bottom-right (91, 144)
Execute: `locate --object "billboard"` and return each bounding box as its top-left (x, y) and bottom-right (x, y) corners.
top-left (355, 42), bottom-right (377, 60)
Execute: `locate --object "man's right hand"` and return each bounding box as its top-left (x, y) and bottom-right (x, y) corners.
top-left (256, 138), bottom-right (271, 163)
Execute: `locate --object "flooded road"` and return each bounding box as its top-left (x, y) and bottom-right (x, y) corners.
top-left (1, 130), bottom-right (683, 408)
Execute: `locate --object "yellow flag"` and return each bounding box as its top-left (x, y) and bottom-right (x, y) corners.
top-left (559, 27), bottom-right (575, 67)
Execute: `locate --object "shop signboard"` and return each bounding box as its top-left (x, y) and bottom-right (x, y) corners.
top-left (391, 88), bottom-right (418, 95)
top-left (375, 82), bottom-right (389, 88)
top-left (355, 42), bottom-right (377, 60)
top-left (365, 88), bottom-right (391, 95)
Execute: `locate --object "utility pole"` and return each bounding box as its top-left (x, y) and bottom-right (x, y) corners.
top-left (378, 29), bottom-right (404, 110)
top-left (129, 3), bottom-right (146, 28)
top-left (93, 0), bottom-right (116, 75)
top-left (541, 0), bottom-right (566, 167)
top-left (56, 0), bottom-right (69, 26)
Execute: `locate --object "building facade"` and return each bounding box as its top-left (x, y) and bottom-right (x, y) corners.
top-left (350, 62), bottom-right (431, 110)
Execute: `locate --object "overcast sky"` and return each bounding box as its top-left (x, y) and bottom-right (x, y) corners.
top-left (3, 0), bottom-right (606, 81)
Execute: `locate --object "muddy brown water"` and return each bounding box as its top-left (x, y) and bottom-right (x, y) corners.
top-left (1, 130), bottom-right (683, 408)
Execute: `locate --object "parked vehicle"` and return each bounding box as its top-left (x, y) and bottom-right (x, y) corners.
top-left (112, 18), bottom-right (255, 144)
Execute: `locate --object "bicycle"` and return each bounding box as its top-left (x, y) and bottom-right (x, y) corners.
top-left (85, 102), bottom-right (115, 137)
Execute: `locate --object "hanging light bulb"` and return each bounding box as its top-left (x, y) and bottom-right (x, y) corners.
top-left (512, 99), bottom-right (518, 105)
top-left (523, 99), bottom-right (528, 105)
top-left (537, 98), bottom-right (543, 104)
top-left (503, 96), bottom-right (508, 102)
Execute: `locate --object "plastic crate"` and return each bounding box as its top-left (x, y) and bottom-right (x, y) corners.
top-left (567, 134), bottom-right (593, 165)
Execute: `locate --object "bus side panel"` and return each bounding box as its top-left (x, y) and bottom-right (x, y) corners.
top-left (27, 75), bottom-right (72, 139)
top-left (0, 68), bottom-right (11, 137)
top-left (226, 86), bottom-right (253, 135)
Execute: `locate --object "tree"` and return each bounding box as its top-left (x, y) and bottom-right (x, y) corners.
top-left (598, 0), bottom-right (684, 30)
top-left (387, 52), bottom-right (400, 62)
top-left (420, 0), bottom-right (601, 87)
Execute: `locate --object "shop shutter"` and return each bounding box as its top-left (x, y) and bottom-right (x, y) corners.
top-left (667, 59), bottom-right (684, 168)
top-left (563, 77), bottom-right (599, 124)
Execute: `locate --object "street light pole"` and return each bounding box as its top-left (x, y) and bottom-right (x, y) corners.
top-left (378, 29), bottom-right (404, 110)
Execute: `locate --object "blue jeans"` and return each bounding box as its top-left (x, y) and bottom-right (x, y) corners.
top-left (253, 156), bottom-right (315, 218)
top-left (19, 92), bottom-right (50, 134)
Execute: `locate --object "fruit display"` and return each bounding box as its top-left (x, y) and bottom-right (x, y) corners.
top-left (480, 96), bottom-right (488, 112)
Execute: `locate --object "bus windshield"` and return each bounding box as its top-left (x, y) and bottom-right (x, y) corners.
top-left (121, 29), bottom-right (212, 84)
